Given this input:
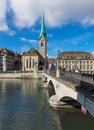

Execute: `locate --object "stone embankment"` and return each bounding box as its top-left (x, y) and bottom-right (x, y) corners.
top-left (0, 71), bottom-right (43, 79)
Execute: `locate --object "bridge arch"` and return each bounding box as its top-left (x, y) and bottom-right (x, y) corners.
top-left (48, 80), bottom-right (54, 87)
top-left (60, 96), bottom-right (81, 108)
top-left (43, 75), bottom-right (48, 82)
top-left (43, 73), bottom-right (94, 117)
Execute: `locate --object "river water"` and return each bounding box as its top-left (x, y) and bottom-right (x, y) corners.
top-left (0, 79), bottom-right (94, 130)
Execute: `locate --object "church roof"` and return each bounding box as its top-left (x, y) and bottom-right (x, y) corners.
top-left (22, 48), bottom-right (41, 56)
top-left (39, 12), bottom-right (47, 41)
top-left (58, 51), bottom-right (94, 59)
top-left (0, 48), bottom-right (18, 56)
top-left (0, 48), bottom-right (4, 52)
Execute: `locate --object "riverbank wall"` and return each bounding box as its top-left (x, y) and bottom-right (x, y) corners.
top-left (0, 71), bottom-right (43, 79)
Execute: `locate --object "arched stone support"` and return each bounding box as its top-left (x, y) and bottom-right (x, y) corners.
top-left (43, 73), bottom-right (94, 117)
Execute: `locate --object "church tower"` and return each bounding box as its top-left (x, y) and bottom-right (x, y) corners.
top-left (39, 12), bottom-right (47, 59)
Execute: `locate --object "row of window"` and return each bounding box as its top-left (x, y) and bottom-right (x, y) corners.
top-left (62, 56), bottom-right (90, 59)
top-left (58, 60), bottom-right (93, 64)
top-left (62, 65), bottom-right (92, 70)
top-left (26, 57), bottom-right (34, 69)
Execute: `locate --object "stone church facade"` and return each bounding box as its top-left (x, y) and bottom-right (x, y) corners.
top-left (22, 13), bottom-right (48, 71)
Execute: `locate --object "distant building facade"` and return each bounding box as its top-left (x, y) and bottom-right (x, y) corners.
top-left (57, 51), bottom-right (94, 72)
top-left (22, 13), bottom-right (48, 71)
top-left (0, 48), bottom-right (21, 71)
top-left (48, 58), bottom-right (56, 70)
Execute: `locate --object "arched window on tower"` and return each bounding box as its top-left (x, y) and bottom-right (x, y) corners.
top-left (41, 42), bottom-right (43, 47)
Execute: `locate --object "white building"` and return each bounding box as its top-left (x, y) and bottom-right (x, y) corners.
top-left (0, 48), bottom-right (21, 71)
top-left (57, 51), bottom-right (94, 72)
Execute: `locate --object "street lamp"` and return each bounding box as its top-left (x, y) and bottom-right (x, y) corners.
top-left (57, 50), bottom-right (61, 70)
top-left (58, 49), bottom-right (61, 57)
top-left (56, 50), bottom-right (61, 78)
top-left (19, 54), bottom-right (20, 70)
top-left (18, 51), bottom-right (22, 71)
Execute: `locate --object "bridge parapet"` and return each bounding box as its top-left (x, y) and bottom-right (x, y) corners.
top-left (47, 70), bottom-right (94, 91)
top-left (43, 72), bottom-right (94, 117)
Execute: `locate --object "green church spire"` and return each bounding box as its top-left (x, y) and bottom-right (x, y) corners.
top-left (39, 12), bottom-right (47, 40)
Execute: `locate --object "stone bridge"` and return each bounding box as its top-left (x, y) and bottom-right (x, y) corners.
top-left (43, 72), bottom-right (94, 118)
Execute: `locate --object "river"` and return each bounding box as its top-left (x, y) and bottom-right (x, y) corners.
top-left (0, 79), bottom-right (94, 130)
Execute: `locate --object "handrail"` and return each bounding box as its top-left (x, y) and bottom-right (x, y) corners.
top-left (46, 70), bottom-right (94, 89)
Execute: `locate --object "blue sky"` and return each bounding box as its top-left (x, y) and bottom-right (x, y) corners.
top-left (0, 0), bottom-right (94, 57)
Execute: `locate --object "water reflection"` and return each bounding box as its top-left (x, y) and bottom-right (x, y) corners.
top-left (0, 79), bottom-right (93, 130)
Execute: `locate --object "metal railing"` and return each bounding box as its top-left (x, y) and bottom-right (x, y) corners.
top-left (48, 70), bottom-right (56, 77)
top-left (47, 70), bottom-right (94, 90)
top-left (60, 71), bottom-right (81, 85)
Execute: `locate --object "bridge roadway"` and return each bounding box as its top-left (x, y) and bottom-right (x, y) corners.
top-left (43, 72), bottom-right (94, 118)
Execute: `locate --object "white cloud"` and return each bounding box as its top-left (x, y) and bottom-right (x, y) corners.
top-left (44, 0), bottom-right (94, 27)
top-left (0, 0), bottom-right (9, 31)
top-left (31, 29), bottom-right (40, 33)
top-left (20, 37), bottom-right (38, 44)
top-left (47, 34), bottom-right (53, 37)
top-left (8, 30), bottom-right (16, 36)
top-left (10, 0), bottom-right (94, 27)
top-left (62, 32), bottom-right (94, 45)
top-left (10, 0), bottom-right (41, 28)
top-left (20, 37), bottom-right (27, 42)
top-left (1, 0), bottom-right (94, 31)
top-left (20, 44), bottom-right (30, 53)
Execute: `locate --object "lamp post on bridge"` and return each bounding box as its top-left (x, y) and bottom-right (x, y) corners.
top-left (18, 51), bottom-right (22, 71)
top-left (56, 50), bottom-right (61, 78)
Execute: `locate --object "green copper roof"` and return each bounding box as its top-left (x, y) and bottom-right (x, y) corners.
top-left (39, 12), bottom-right (47, 40)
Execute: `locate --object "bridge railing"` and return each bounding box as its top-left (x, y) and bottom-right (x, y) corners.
top-left (47, 70), bottom-right (94, 91)
top-left (80, 73), bottom-right (94, 90)
top-left (60, 71), bottom-right (81, 85)
top-left (48, 70), bottom-right (56, 77)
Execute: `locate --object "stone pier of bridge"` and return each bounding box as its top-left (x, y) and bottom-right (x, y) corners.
top-left (42, 73), bottom-right (94, 118)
